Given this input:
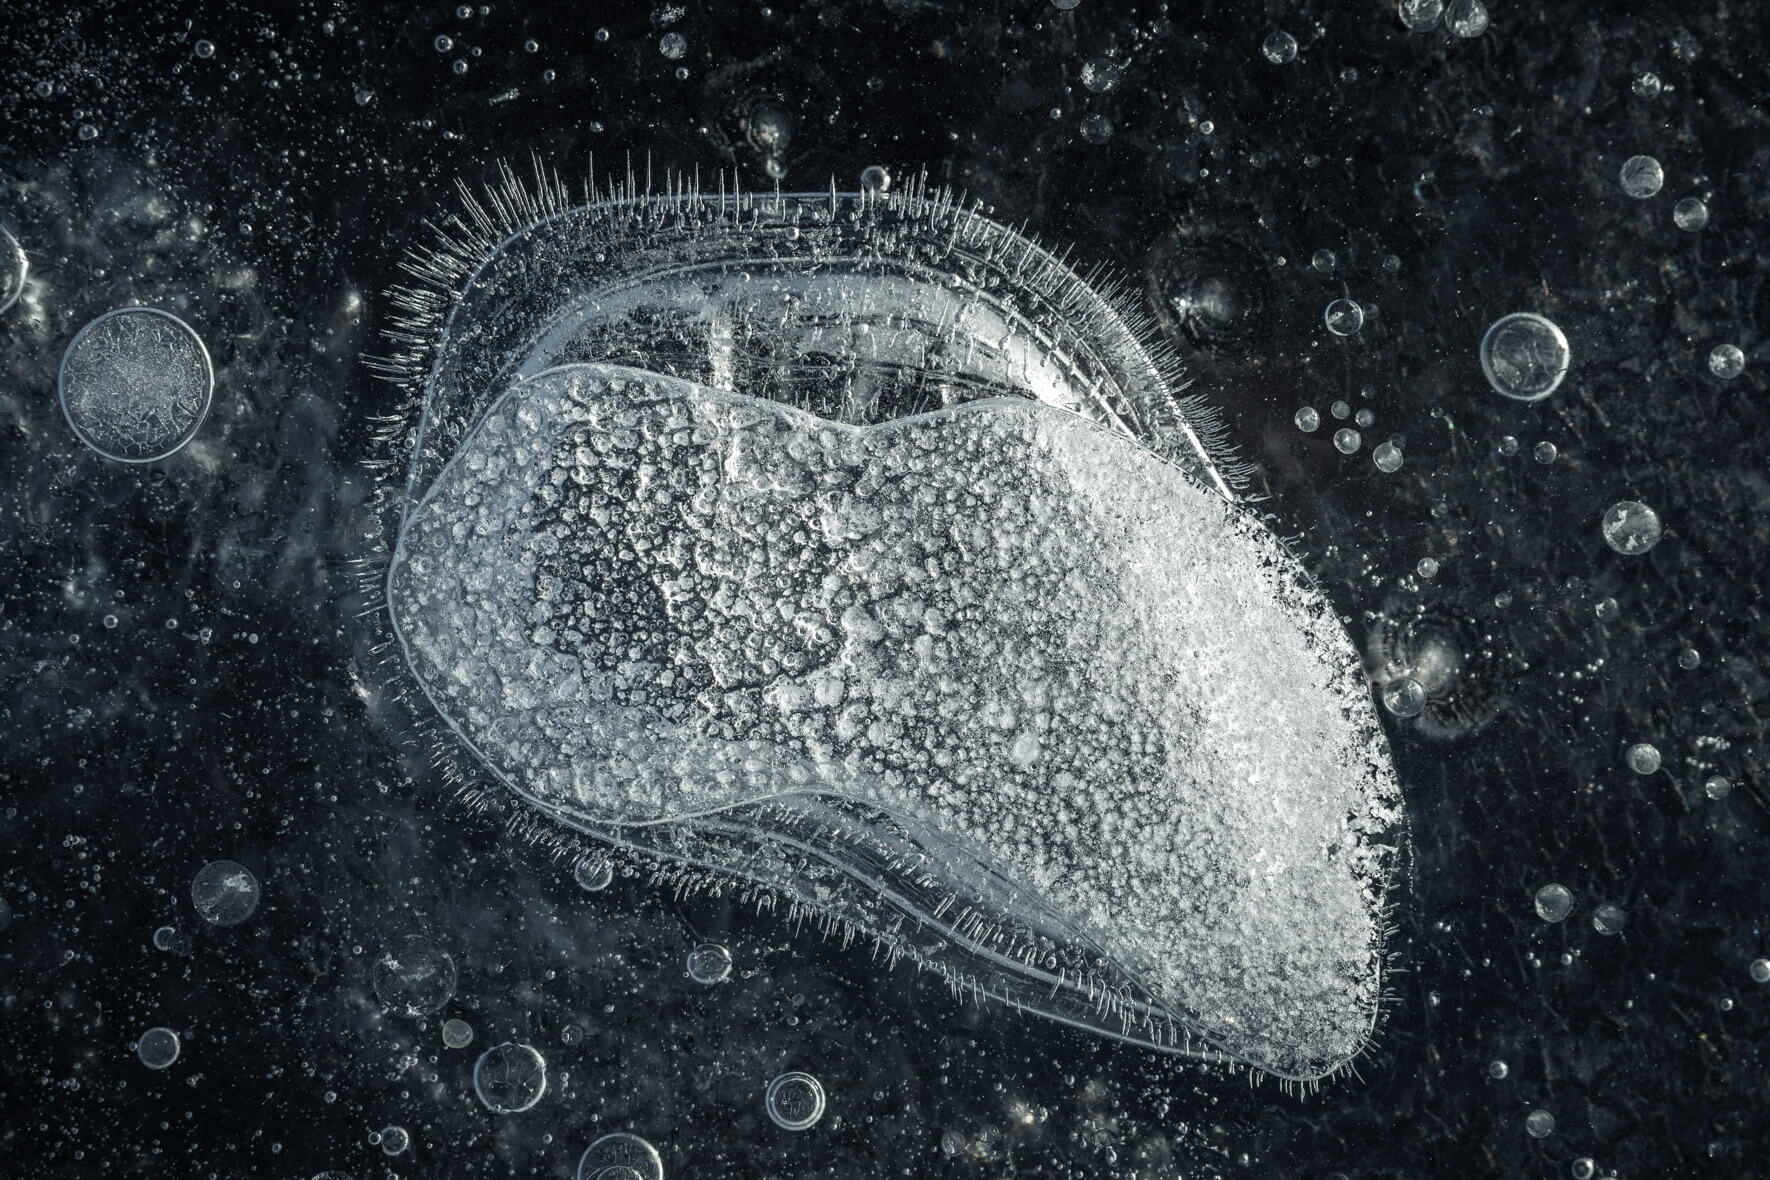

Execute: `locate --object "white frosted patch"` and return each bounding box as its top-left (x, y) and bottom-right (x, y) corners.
top-left (388, 363), bottom-right (1402, 1080)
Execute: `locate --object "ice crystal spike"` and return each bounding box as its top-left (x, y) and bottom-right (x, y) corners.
top-left (379, 172), bottom-right (1403, 1082)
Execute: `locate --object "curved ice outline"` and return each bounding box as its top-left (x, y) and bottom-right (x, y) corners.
top-left (57, 305), bottom-right (214, 464)
top-left (387, 362), bottom-right (1394, 1082)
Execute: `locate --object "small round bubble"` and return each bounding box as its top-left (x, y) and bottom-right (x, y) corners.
top-left (1619, 155), bottom-right (1664, 198)
top-left (1050, 0), bottom-right (1082, 9)
top-left (1591, 902), bottom-right (1626, 936)
top-left (1354, 407), bottom-right (1375, 428)
top-left (193, 39), bottom-right (215, 58)
top-left (1262, 31), bottom-right (1298, 64)
top-left (1398, 0), bottom-right (1444, 30)
top-left (1380, 677), bottom-right (1426, 718)
top-left (658, 32), bottom-right (687, 60)
top-left (1079, 57), bottom-right (1121, 93)
top-left (1533, 441), bottom-right (1558, 464)
top-left (1311, 248), bottom-right (1336, 273)
top-left (442, 1018), bottom-right (474, 1049)
top-left (575, 857), bottom-right (613, 891)
top-left (1704, 775), bottom-right (1732, 801)
top-left (152, 925), bottom-right (190, 954)
top-left (1594, 596), bottom-right (1620, 621)
top-left (1625, 743), bottom-right (1661, 775)
top-left (1416, 557), bottom-right (1439, 579)
top-left (1749, 959), bottom-right (1770, 984)
top-left (1572, 1159), bottom-right (1597, 1180)
top-left (859, 165), bottom-right (891, 194)
top-left (372, 936), bottom-right (459, 1016)
top-left (1534, 883), bottom-right (1575, 923)
top-left (191, 860), bottom-right (260, 926)
top-left (1324, 298), bottom-right (1364, 336)
top-left (1677, 647), bottom-right (1700, 670)
top-left (1333, 428), bottom-right (1361, 455)
top-left (765, 1071), bottom-right (827, 1131)
top-left (434, 34), bottom-right (453, 52)
top-left (1487, 1059), bottom-right (1509, 1080)
top-left (1372, 441), bottom-right (1403, 473)
top-left (1673, 197), bottom-right (1709, 231)
top-left (1294, 406), bottom-right (1320, 432)
top-left (474, 1042), bottom-right (548, 1113)
top-left (686, 942), bottom-right (733, 984)
top-left (1078, 114), bottom-right (1113, 144)
top-left (379, 1126), bottom-right (410, 1156)
top-left (1525, 1110), bottom-right (1555, 1139)
top-left (1708, 344), bottom-right (1745, 379)
top-left (1480, 313), bottom-right (1569, 401)
top-left (137, 1026), bottom-right (181, 1070)
top-left (1601, 501), bottom-right (1662, 556)
top-left (1633, 72), bottom-right (1663, 98)
top-left (1446, 0), bottom-right (1489, 36)
top-left (1331, 399), bottom-right (1351, 420)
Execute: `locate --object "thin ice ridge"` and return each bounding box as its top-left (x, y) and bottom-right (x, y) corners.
top-left (387, 362), bottom-right (1401, 1080)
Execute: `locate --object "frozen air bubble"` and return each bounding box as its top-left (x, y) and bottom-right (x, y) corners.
top-left (59, 307), bottom-right (215, 462)
top-left (1533, 441), bottom-right (1557, 464)
top-left (1525, 1109), bottom-right (1555, 1139)
top-left (137, 1026), bottom-right (181, 1070)
top-left (1625, 743), bottom-right (1661, 775)
top-left (1380, 677), bottom-right (1426, 718)
top-left (1673, 197), bottom-right (1709, 231)
top-left (1620, 155), bottom-right (1664, 198)
top-left (442, 1018), bottom-right (474, 1049)
top-left (152, 925), bottom-right (191, 954)
top-left (1676, 647), bottom-right (1699, 669)
top-left (1591, 902), bottom-right (1626, 936)
top-left (1594, 596), bottom-right (1619, 621)
top-left (378, 1126), bottom-right (409, 1157)
top-left (1079, 57), bottom-right (1122, 93)
top-left (765, 1071), bottom-right (827, 1131)
top-left (1497, 434), bottom-right (1519, 456)
top-left (1354, 407), bottom-right (1375, 428)
top-left (1079, 113), bottom-right (1113, 144)
top-left (1633, 72), bottom-right (1662, 98)
top-left (1572, 1159), bottom-right (1597, 1180)
top-left (0, 226), bottom-right (26, 314)
top-left (686, 942), bottom-right (733, 984)
top-left (1704, 776), bottom-right (1731, 801)
top-left (1311, 249), bottom-right (1336, 273)
top-left (576, 1132), bottom-right (664, 1180)
top-left (1295, 406), bottom-right (1320, 432)
top-left (1601, 501), bottom-right (1661, 556)
top-left (1334, 427), bottom-right (1362, 454)
top-left (194, 39), bottom-right (215, 58)
top-left (1446, 0), bottom-right (1489, 37)
top-left (1708, 344), bottom-right (1745, 379)
top-left (1324, 298), bottom-right (1363, 335)
top-left (1262, 31), bottom-right (1298, 64)
top-left (473, 1042), bottom-right (547, 1113)
top-left (1534, 883), bottom-right (1574, 923)
top-left (1331, 399), bottom-right (1351, 419)
top-left (1479, 313), bottom-right (1569, 402)
top-left (380, 177), bottom-right (1403, 1082)
top-left (1372, 440), bottom-right (1403, 472)
top-left (1398, 0), bottom-right (1444, 30)
top-left (1416, 558), bottom-right (1439, 579)
top-left (574, 857), bottom-right (613, 892)
top-left (1749, 959), bottom-right (1770, 984)
top-left (372, 936), bottom-right (459, 1015)
top-left (659, 32), bottom-right (686, 60)
top-left (191, 859), bottom-right (259, 926)
top-left (1487, 1059), bottom-right (1509, 1079)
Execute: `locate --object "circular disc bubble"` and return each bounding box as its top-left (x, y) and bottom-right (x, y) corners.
top-left (1534, 883), bottom-right (1574, 923)
top-left (473, 1042), bottom-right (547, 1113)
top-left (765, 1071), bottom-right (827, 1131)
top-left (576, 1132), bottom-right (663, 1180)
top-left (686, 942), bottom-right (733, 984)
top-left (190, 859), bottom-right (260, 926)
top-left (573, 856), bottom-right (613, 892)
top-left (136, 1026), bottom-right (181, 1070)
top-left (441, 1018), bottom-right (474, 1049)
top-left (1600, 500), bottom-right (1662, 556)
top-left (0, 226), bottom-right (26, 314)
top-left (59, 306), bottom-right (214, 462)
top-left (1480, 313), bottom-right (1569, 402)
top-left (371, 936), bottom-right (459, 1016)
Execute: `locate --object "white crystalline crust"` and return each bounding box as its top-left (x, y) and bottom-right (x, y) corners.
top-left (388, 363), bottom-right (1402, 1079)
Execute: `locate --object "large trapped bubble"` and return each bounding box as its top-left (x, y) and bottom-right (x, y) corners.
top-left (59, 306), bottom-right (213, 462)
top-left (473, 1042), bottom-right (547, 1113)
top-left (1601, 500), bottom-right (1662, 555)
top-left (577, 1132), bottom-right (664, 1180)
top-left (380, 177), bottom-right (1404, 1081)
top-left (1480, 313), bottom-right (1570, 402)
top-left (136, 1026), bottom-right (181, 1070)
top-left (371, 936), bottom-right (458, 1015)
top-left (0, 226), bottom-right (25, 314)
top-left (190, 859), bottom-right (260, 926)
top-left (765, 1071), bottom-right (827, 1131)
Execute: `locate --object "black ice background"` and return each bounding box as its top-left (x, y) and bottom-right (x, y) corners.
top-left (1, 0), bottom-right (1766, 1176)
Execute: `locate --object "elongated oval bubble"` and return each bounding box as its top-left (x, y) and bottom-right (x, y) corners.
top-left (380, 177), bottom-right (1403, 1082)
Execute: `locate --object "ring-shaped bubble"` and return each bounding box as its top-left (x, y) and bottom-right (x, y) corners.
top-left (58, 306), bottom-right (214, 462)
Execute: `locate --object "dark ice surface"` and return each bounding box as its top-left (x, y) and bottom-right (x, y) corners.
top-left (2, 1), bottom-right (1766, 1177)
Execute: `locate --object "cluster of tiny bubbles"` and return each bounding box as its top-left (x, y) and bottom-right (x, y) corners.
top-left (576, 1132), bottom-right (664, 1180)
top-left (1705, 775), bottom-right (1733, 801)
top-left (765, 1071), bottom-right (827, 1131)
top-left (1749, 959), bottom-right (1770, 984)
top-left (1294, 406), bottom-right (1321, 432)
top-left (1480, 312), bottom-right (1570, 401)
top-left (1380, 677), bottom-right (1427, 718)
top-left (686, 942), bottom-right (733, 984)
top-left (1600, 500), bottom-right (1662, 556)
top-left (152, 925), bottom-right (192, 955)
top-left (1417, 557), bottom-right (1440, 579)
top-left (574, 856), bottom-right (614, 892)
top-left (1398, 0), bottom-right (1444, 30)
top-left (1261, 30), bottom-right (1298, 64)
top-left (1078, 113), bottom-right (1113, 144)
top-left (1372, 440), bottom-right (1404, 473)
top-left (1333, 427), bottom-right (1361, 454)
top-left (1324, 297), bottom-right (1364, 336)
top-left (190, 859), bottom-right (260, 926)
top-left (1533, 441), bottom-right (1558, 464)
top-left (659, 32), bottom-right (687, 60)
top-left (473, 1042), bottom-right (548, 1114)
top-left (1572, 1158), bottom-right (1598, 1180)
top-left (1534, 883), bottom-right (1575, 923)
top-left (376, 1126), bottom-right (410, 1157)
top-left (1445, 0), bottom-right (1491, 37)
top-left (59, 306), bottom-right (215, 463)
top-left (1673, 197), bottom-right (1709, 231)
top-left (1708, 343), bottom-right (1746, 379)
top-left (1625, 742), bottom-right (1662, 775)
top-left (441, 1018), bottom-right (474, 1049)
top-left (1525, 1109), bottom-right (1557, 1139)
top-left (0, 226), bottom-right (26, 314)
top-left (371, 936), bottom-right (459, 1016)
top-left (858, 165), bottom-right (891, 195)
top-left (1619, 155), bottom-right (1664, 199)
top-left (136, 1026), bottom-right (181, 1070)
top-left (1487, 1059), bottom-right (1510, 1080)
top-left (1591, 902), bottom-right (1627, 936)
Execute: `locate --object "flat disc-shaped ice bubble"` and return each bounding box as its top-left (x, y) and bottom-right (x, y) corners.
top-left (59, 306), bottom-right (214, 462)
top-left (387, 363), bottom-right (1403, 1080)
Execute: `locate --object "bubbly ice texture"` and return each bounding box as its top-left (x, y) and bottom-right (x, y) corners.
top-left (388, 362), bottom-right (1401, 1080)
